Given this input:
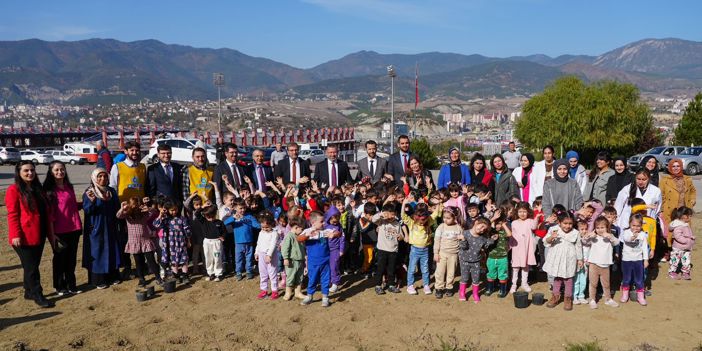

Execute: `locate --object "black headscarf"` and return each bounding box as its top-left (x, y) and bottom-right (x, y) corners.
top-left (553, 158), bottom-right (569, 183)
top-left (639, 155), bottom-right (659, 187)
top-left (521, 153), bottom-right (535, 186)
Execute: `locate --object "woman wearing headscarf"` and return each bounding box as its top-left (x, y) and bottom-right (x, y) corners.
top-left (542, 159), bottom-right (585, 217)
top-left (583, 151), bottom-right (614, 204)
top-left (659, 159), bottom-right (697, 226)
top-left (639, 155), bottom-right (660, 187)
top-left (491, 154), bottom-right (519, 206)
top-left (613, 168), bottom-right (662, 230)
top-left (82, 168), bottom-right (122, 289)
top-left (512, 153), bottom-right (540, 205)
top-left (606, 157), bottom-right (634, 204)
top-left (437, 147), bottom-right (470, 190)
top-left (6, 161), bottom-right (56, 308)
top-left (469, 153), bottom-right (494, 194)
top-left (565, 150), bottom-right (588, 195)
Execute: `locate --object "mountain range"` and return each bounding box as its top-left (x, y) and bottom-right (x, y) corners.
top-left (1, 37), bottom-right (701, 104)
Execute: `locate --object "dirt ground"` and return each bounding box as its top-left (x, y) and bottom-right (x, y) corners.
top-left (1, 211), bottom-right (701, 350)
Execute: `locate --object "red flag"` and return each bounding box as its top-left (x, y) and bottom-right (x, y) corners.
top-left (415, 63), bottom-right (419, 109)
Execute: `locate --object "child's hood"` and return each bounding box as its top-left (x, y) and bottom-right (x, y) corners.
top-left (669, 219), bottom-right (688, 229)
top-left (324, 206), bottom-right (341, 225)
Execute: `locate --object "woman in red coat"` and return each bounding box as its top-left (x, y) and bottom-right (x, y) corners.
top-left (6, 161), bottom-right (56, 308)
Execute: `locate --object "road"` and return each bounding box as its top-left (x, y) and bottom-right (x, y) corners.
top-left (1, 164), bottom-right (701, 213)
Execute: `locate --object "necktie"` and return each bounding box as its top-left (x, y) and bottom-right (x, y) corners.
top-left (403, 154), bottom-right (408, 172)
top-left (231, 164), bottom-right (241, 189)
top-left (165, 164), bottom-right (172, 182)
top-left (331, 162), bottom-right (337, 187)
top-left (291, 159), bottom-right (297, 183)
top-left (369, 159), bottom-right (375, 178)
top-left (258, 166), bottom-right (267, 191)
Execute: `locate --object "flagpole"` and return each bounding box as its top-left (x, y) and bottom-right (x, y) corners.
top-left (414, 63), bottom-right (419, 139)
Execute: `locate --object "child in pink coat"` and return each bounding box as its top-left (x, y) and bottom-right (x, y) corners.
top-left (668, 206), bottom-right (695, 280)
top-left (509, 201), bottom-right (537, 293)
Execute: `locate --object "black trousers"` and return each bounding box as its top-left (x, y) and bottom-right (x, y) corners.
top-left (116, 219), bottom-right (132, 271)
top-left (376, 250), bottom-right (397, 287)
top-left (343, 239), bottom-right (360, 272)
top-left (223, 236), bottom-right (235, 270)
top-left (133, 252), bottom-right (161, 281)
top-left (14, 241), bottom-right (46, 297)
top-left (52, 230), bottom-right (81, 291)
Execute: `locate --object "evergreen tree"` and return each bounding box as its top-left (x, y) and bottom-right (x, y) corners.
top-left (674, 92), bottom-right (702, 146)
top-left (410, 137), bottom-right (440, 170)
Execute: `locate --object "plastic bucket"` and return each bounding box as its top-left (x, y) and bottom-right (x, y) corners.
top-left (136, 290), bottom-right (147, 302)
top-left (163, 280), bottom-right (177, 293)
top-left (513, 291), bottom-right (529, 308)
top-left (146, 286), bottom-right (155, 298)
top-left (532, 292), bottom-right (545, 306)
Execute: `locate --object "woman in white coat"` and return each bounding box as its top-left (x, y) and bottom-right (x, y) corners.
top-left (512, 153), bottom-right (543, 206)
top-left (614, 168), bottom-right (662, 230)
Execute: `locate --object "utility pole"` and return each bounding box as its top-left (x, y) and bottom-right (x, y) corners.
top-left (213, 73), bottom-right (225, 133)
top-left (387, 65), bottom-right (396, 154)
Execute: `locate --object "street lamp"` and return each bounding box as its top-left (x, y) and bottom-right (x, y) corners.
top-left (213, 73), bottom-right (225, 133)
top-left (387, 65), bottom-right (396, 154)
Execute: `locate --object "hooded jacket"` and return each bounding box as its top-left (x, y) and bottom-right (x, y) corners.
top-left (324, 206), bottom-right (345, 251)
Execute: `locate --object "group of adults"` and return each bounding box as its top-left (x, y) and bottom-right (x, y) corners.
top-left (5, 134), bottom-right (697, 308)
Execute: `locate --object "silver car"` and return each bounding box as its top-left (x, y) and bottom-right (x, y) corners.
top-left (628, 146), bottom-right (686, 171)
top-left (0, 146), bottom-right (21, 165)
top-left (665, 146), bottom-right (702, 175)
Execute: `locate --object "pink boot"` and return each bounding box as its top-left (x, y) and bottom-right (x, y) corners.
top-left (620, 287), bottom-right (629, 303)
top-left (636, 289), bottom-right (647, 306)
top-left (458, 283), bottom-right (467, 301)
top-left (472, 284), bottom-right (481, 303)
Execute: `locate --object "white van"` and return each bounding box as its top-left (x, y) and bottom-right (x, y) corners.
top-left (64, 143), bottom-right (98, 163)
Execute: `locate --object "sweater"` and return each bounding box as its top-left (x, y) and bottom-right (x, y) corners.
top-left (582, 234), bottom-right (620, 267)
top-left (227, 214), bottom-right (260, 244)
top-left (458, 232), bottom-right (494, 263)
top-left (372, 213), bottom-right (402, 253)
top-left (542, 178), bottom-right (584, 217)
top-left (487, 230), bottom-right (509, 259)
top-left (281, 232), bottom-right (306, 261)
top-left (620, 229), bottom-right (649, 262)
top-left (256, 229), bottom-right (280, 256)
top-left (433, 223), bottom-right (462, 255)
top-left (303, 227), bottom-right (333, 264)
top-left (51, 185), bottom-right (82, 234)
top-left (670, 220), bottom-right (695, 251)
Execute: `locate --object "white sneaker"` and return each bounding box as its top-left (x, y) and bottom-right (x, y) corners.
top-left (407, 286), bottom-right (418, 295)
top-left (589, 299), bottom-right (598, 309)
top-left (604, 299), bottom-right (619, 308)
top-left (577, 298), bottom-right (588, 305)
top-left (521, 284), bottom-right (532, 293)
top-left (329, 284), bottom-right (339, 293)
top-left (573, 299), bottom-right (582, 305)
top-left (423, 285), bottom-right (432, 295)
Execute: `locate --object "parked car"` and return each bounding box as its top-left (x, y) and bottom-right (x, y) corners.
top-left (146, 138), bottom-right (216, 164)
top-left (627, 146), bottom-right (687, 170)
top-left (665, 146), bottom-right (702, 175)
top-left (20, 150), bottom-right (54, 164)
top-left (238, 147), bottom-right (273, 167)
top-left (64, 143), bottom-right (98, 163)
top-left (45, 150), bottom-right (88, 165)
top-left (299, 149), bottom-right (325, 164)
top-left (0, 146), bottom-right (21, 165)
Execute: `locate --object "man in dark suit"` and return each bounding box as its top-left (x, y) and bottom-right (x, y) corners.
top-left (313, 145), bottom-right (352, 189)
top-left (273, 142), bottom-right (311, 186)
top-left (247, 148), bottom-right (274, 193)
top-left (146, 143), bottom-right (183, 204)
top-left (386, 134), bottom-right (412, 185)
top-left (356, 139), bottom-right (389, 185)
top-left (213, 143), bottom-right (248, 194)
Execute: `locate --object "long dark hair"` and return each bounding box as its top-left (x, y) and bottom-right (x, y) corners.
top-left (14, 161), bottom-right (44, 212)
top-left (490, 154), bottom-right (508, 173)
top-left (628, 168), bottom-right (650, 205)
top-left (404, 155), bottom-right (424, 176)
top-left (470, 153), bottom-right (486, 173)
top-left (589, 151), bottom-right (611, 182)
top-left (43, 160), bottom-right (73, 202)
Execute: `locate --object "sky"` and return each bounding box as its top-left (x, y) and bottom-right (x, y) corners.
top-left (1, 0), bottom-right (701, 68)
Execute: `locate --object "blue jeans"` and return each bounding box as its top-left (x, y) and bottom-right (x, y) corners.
top-left (235, 243), bottom-right (254, 275)
top-left (407, 246), bottom-right (430, 287)
top-left (573, 266), bottom-right (588, 299)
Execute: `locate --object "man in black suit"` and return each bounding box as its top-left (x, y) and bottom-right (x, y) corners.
top-left (213, 143), bottom-right (248, 194)
top-left (355, 140), bottom-right (389, 185)
top-left (273, 142), bottom-right (311, 186)
top-left (146, 143), bottom-right (183, 204)
top-left (247, 148), bottom-right (274, 193)
top-left (386, 134), bottom-right (412, 185)
top-left (313, 145), bottom-right (352, 189)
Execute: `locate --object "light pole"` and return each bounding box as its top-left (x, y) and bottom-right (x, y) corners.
top-left (213, 73), bottom-right (225, 133)
top-left (387, 65), bottom-right (396, 154)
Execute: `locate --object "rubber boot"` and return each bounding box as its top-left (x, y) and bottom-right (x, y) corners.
top-left (283, 287), bottom-right (293, 301)
top-left (546, 294), bottom-right (561, 308)
top-left (458, 283), bottom-right (468, 301)
top-left (484, 280), bottom-right (495, 296)
top-left (564, 296), bottom-right (573, 311)
top-left (472, 284), bottom-right (481, 303)
top-left (620, 286), bottom-right (630, 303)
top-left (294, 285), bottom-right (306, 300)
top-left (280, 272), bottom-right (287, 289)
top-left (636, 289), bottom-right (647, 306)
top-left (498, 282), bottom-right (508, 298)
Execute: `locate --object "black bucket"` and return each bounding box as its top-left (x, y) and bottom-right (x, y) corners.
top-left (146, 286), bottom-right (155, 298)
top-left (513, 291), bottom-right (529, 308)
top-left (136, 290), bottom-right (147, 302)
top-left (532, 292), bottom-right (545, 306)
top-left (163, 280), bottom-right (177, 293)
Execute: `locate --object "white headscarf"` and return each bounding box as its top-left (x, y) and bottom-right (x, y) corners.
top-left (90, 168), bottom-right (111, 201)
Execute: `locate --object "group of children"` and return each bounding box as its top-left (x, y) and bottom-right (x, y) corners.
top-left (115, 174), bottom-right (695, 310)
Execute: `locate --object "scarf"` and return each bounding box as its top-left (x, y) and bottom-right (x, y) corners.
top-left (667, 159), bottom-right (684, 179)
top-left (90, 168), bottom-right (112, 201)
top-left (553, 159), bottom-right (569, 183)
top-left (521, 153), bottom-right (535, 186)
top-left (566, 150), bottom-right (579, 179)
top-left (449, 147), bottom-right (461, 166)
top-left (640, 155), bottom-right (659, 186)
